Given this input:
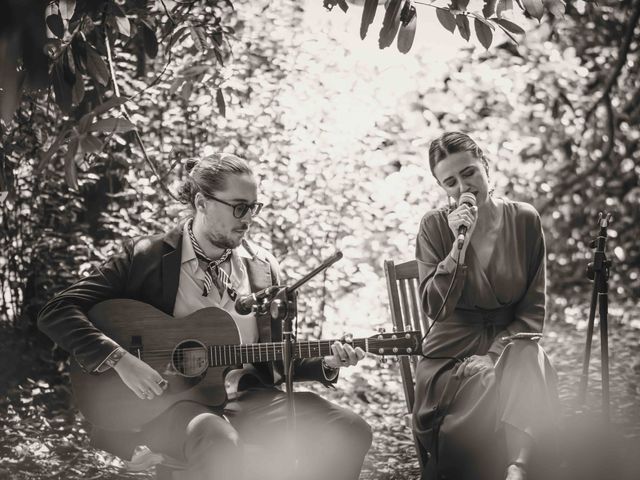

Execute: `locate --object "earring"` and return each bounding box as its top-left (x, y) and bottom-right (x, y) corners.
top-left (448, 196), bottom-right (456, 212)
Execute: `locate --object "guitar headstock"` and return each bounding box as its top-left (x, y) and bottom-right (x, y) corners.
top-left (366, 330), bottom-right (422, 356)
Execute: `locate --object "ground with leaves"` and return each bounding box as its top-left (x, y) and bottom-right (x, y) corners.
top-left (1, 293), bottom-right (640, 480)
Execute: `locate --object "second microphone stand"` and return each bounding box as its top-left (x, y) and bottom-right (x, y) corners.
top-left (577, 212), bottom-right (613, 422)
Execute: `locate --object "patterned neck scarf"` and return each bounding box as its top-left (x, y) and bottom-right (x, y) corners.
top-left (186, 218), bottom-right (237, 299)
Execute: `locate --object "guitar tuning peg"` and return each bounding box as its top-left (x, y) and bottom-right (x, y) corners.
top-left (404, 324), bottom-right (411, 332)
top-left (392, 326), bottom-right (397, 332)
top-left (377, 327), bottom-right (386, 334)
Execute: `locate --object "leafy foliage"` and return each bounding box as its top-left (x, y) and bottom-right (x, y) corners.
top-left (1, 0), bottom-right (640, 478)
top-left (325, 0), bottom-right (566, 53)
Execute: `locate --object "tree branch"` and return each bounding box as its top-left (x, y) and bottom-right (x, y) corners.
top-left (583, 0), bottom-right (640, 124)
top-left (539, 94), bottom-right (616, 214)
top-left (104, 29), bottom-right (178, 202)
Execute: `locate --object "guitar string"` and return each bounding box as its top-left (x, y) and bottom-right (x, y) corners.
top-left (121, 339), bottom-right (409, 355)
top-left (122, 339), bottom-right (418, 362)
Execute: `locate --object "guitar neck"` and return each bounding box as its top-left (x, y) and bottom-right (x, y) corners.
top-left (209, 338), bottom-right (379, 367)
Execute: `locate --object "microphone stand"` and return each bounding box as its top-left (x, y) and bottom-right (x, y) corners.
top-left (577, 212), bottom-right (613, 422)
top-left (262, 251), bottom-right (343, 472)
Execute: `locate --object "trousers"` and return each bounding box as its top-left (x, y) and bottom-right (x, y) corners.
top-left (95, 388), bottom-right (372, 480)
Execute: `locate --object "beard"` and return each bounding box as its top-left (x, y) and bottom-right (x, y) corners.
top-left (206, 230), bottom-right (244, 250)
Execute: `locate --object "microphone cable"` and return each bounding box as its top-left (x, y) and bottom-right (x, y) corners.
top-left (418, 243), bottom-right (464, 363)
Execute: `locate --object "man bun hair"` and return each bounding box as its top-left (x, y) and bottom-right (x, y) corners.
top-left (183, 157), bottom-right (199, 174)
top-left (177, 153), bottom-right (253, 208)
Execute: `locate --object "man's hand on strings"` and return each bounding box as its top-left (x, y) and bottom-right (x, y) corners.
top-left (114, 352), bottom-right (168, 400)
top-left (323, 336), bottom-right (365, 369)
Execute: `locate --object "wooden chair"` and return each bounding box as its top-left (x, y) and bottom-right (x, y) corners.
top-left (383, 258), bottom-right (429, 469)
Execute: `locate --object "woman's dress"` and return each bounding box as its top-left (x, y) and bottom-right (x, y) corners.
top-left (413, 199), bottom-right (559, 480)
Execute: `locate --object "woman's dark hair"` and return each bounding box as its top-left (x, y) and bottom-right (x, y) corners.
top-left (428, 131), bottom-right (489, 178)
top-left (177, 153), bottom-right (253, 208)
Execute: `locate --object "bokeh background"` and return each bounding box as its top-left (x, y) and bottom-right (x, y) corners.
top-left (2, 0), bottom-right (640, 478)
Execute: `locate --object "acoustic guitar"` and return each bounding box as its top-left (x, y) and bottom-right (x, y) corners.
top-left (69, 299), bottom-right (422, 430)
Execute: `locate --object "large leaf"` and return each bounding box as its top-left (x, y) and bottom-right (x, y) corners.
top-left (522, 0), bottom-right (544, 20)
top-left (397, 4), bottom-right (417, 54)
top-left (114, 15), bottom-right (131, 37)
top-left (86, 47), bottom-right (110, 86)
top-left (141, 23), bottom-right (158, 58)
top-left (71, 74), bottom-right (84, 105)
top-left (494, 17), bottom-right (526, 34)
top-left (471, 12), bottom-right (496, 29)
top-left (79, 134), bottom-right (104, 154)
top-left (360, 0), bottom-right (379, 40)
top-left (436, 8), bottom-right (456, 33)
top-left (64, 138), bottom-right (80, 191)
top-left (474, 18), bottom-right (493, 49)
top-left (216, 88), bottom-right (226, 117)
top-left (51, 62), bottom-right (73, 113)
top-left (88, 117), bottom-right (136, 133)
top-left (456, 14), bottom-right (471, 41)
top-left (378, 0), bottom-right (404, 49)
top-left (190, 25), bottom-right (206, 51)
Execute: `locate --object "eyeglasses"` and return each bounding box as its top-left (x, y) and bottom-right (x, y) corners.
top-left (205, 195), bottom-right (264, 218)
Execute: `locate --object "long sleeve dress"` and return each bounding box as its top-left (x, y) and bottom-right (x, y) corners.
top-left (413, 199), bottom-right (559, 480)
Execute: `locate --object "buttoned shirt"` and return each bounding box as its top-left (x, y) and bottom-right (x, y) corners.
top-left (173, 222), bottom-right (259, 344)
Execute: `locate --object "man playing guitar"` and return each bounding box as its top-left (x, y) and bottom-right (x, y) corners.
top-left (38, 154), bottom-right (372, 480)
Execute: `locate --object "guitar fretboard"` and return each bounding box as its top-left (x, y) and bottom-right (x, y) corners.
top-left (207, 337), bottom-right (411, 367)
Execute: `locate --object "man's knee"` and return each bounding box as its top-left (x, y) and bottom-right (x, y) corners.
top-left (185, 413), bottom-right (241, 454)
top-left (325, 408), bottom-right (373, 454)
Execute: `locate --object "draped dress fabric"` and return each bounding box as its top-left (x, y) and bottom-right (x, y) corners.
top-left (413, 199), bottom-right (560, 480)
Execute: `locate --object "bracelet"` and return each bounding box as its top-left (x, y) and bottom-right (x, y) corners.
top-left (321, 358), bottom-right (339, 371)
top-left (104, 347), bottom-right (127, 369)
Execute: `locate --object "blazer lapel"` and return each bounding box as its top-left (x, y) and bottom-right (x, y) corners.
top-left (161, 222), bottom-right (184, 315)
top-left (239, 242), bottom-right (276, 343)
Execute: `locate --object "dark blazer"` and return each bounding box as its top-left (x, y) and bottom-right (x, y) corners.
top-left (38, 222), bottom-right (333, 389)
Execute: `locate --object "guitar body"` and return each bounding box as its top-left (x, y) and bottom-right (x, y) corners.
top-left (70, 299), bottom-right (242, 431)
top-left (69, 299), bottom-right (422, 432)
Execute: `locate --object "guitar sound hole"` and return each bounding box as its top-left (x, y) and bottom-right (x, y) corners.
top-left (172, 340), bottom-right (208, 377)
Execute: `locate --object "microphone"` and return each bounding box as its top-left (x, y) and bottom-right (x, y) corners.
top-left (235, 285), bottom-right (280, 315)
top-left (456, 192), bottom-right (477, 249)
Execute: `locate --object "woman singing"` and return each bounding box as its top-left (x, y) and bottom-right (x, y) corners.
top-left (413, 132), bottom-right (559, 480)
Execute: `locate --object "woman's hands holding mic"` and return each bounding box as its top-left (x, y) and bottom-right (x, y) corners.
top-left (447, 201), bottom-right (478, 261)
top-left (447, 203), bottom-right (478, 243)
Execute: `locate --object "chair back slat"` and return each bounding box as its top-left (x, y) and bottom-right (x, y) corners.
top-left (406, 278), bottom-right (422, 332)
top-left (398, 279), bottom-right (412, 332)
top-left (384, 258), bottom-right (429, 469)
top-left (411, 277), bottom-right (429, 333)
